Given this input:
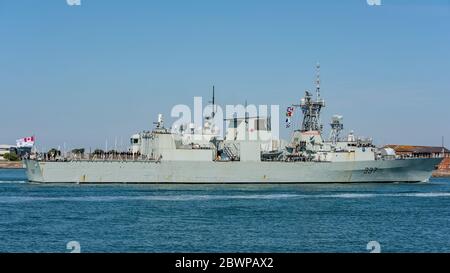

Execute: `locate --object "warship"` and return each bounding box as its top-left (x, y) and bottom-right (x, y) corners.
top-left (24, 67), bottom-right (443, 183)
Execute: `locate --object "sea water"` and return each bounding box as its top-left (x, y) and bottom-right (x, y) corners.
top-left (1, 169), bottom-right (449, 253)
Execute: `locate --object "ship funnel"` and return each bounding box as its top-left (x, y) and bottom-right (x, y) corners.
top-left (329, 115), bottom-right (344, 144)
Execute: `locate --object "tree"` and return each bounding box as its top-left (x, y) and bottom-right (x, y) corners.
top-left (71, 148), bottom-right (85, 155)
top-left (3, 153), bottom-right (20, 161)
top-left (93, 149), bottom-right (105, 155)
top-left (47, 148), bottom-right (61, 157)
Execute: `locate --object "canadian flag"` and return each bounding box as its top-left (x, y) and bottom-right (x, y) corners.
top-left (16, 136), bottom-right (35, 148)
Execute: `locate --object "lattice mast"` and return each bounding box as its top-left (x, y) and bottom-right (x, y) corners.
top-left (293, 63), bottom-right (326, 132)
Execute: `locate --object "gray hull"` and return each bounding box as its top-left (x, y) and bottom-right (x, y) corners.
top-left (24, 158), bottom-right (442, 184)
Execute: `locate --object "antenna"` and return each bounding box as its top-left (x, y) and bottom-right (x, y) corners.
top-left (316, 62), bottom-right (321, 99)
top-left (208, 85), bottom-right (216, 119)
top-left (244, 99), bottom-right (249, 140)
top-left (245, 99), bottom-right (248, 124)
top-left (212, 85), bottom-right (215, 118)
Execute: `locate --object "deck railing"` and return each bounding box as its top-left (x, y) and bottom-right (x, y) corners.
top-left (30, 153), bottom-right (156, 162)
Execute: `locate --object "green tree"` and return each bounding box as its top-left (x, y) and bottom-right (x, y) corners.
top-left (3, 153), bottom-right (20, 161)
top-left (71, 148), bottom-right (85, 155)
top-left (93, 149), bottom-right (105, 155)
top-left (47, 148), bottom-right (61, 157)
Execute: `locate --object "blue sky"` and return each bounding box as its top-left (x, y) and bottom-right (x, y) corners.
top-left (0, 0), bottom-right (449, 151)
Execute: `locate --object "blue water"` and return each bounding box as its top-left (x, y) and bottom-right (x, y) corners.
top-left (1, 169), bottom-right (450, 253)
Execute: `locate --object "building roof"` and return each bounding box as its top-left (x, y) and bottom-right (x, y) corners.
top-left (0, 144), bottom-right (14, 149)
top-left (384, 145), bottom-right (450, 154)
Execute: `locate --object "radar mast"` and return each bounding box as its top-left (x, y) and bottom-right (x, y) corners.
top-left (293, 63), bottom-right (325, 132)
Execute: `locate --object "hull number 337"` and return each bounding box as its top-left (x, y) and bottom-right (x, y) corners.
top-left (364, 167), bottom-right (378, 174)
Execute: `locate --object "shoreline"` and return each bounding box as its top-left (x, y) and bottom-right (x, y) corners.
top-left (433, 170), bottom-right (450, 178)
top-left (0, 161), bottom-right (24, 169)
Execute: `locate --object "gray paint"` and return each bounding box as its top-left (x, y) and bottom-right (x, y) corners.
top-left (24, 158), bottom-right (442, 184)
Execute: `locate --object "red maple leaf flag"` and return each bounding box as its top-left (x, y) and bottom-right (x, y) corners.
top-left (16, 136), bottom-right (35, 148)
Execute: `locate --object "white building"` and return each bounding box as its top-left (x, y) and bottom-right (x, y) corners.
top-left (0, 145), bottom-right (14, 160)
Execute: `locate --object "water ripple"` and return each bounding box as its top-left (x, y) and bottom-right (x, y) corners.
top-left (0, 192), bottom-right (450, 203)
